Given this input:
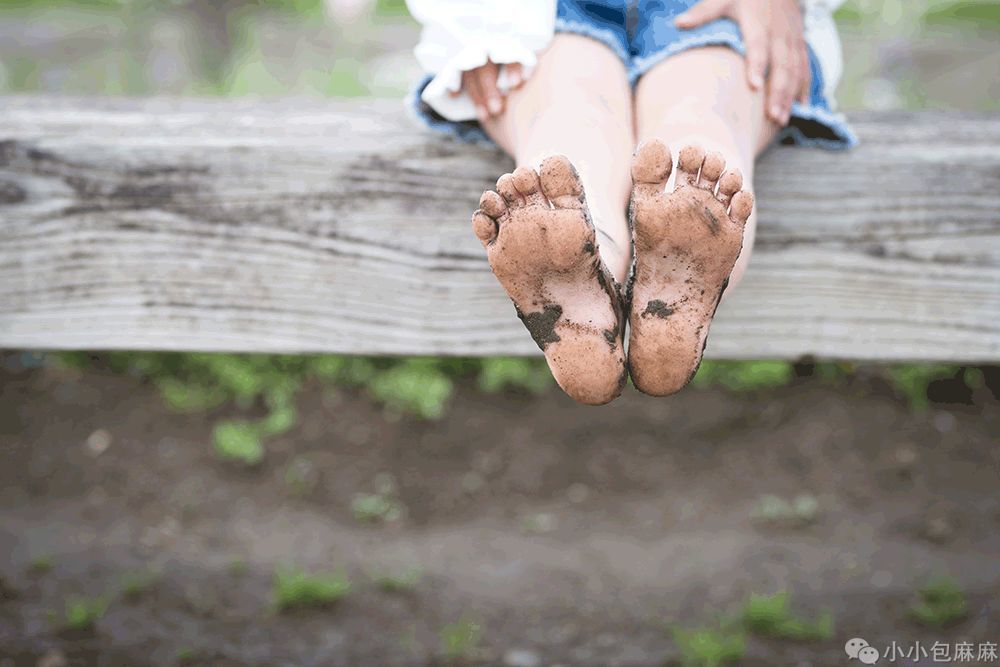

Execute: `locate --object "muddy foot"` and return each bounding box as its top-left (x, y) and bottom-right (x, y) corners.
top-left (473, 157), bottom-right (626, 405)
top-left (626, 140), bottom-right (754, 396)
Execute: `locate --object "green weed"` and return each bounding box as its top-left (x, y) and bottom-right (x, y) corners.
top-left (156, 377), bottom-right (227, 413)
top-left (52, 352), bottom-right (985, 428)
top-left (439, 618), bottom-right (483, 662)
top-left (910, 577), bottom-right (968, 627)
top-left (375, 0), bottom-right (410, 17)
top-left (366, 358), bottom-right (453, 419)
top-left (213, 420), bottom-right (265, 465)
top-left (741, 591), bottom-right (834, 641)
top-left (520, 512), bottom-right (558, 534)
top-left (923, 1), bottom-right (1000, 27)
top-left (833, 2), bottom-right (866, 24)
top-left (61, 596), bottom-right (109, 631)
top-left (351, 492), bottom-right (404, 524)
top-left (885, 364), bottom-right (959, 410)
top-left (227, 558), bottom-right (249, 576)
top-left (273, 566), bottom-right (351, 612)
top-left (352, 474), bottom-right (404, 524)
top-left (119, 569), bottom-right (159, 601)
top-left (29, 555), bottom-right (54, 574)
top-left (691, 361), bottom-right (794, 392)
top-left (476, 357), bottom-right (552, 395)
top-left (370, 566), bottom-right (423, 593)
top-left (672, 624), bottom-right (745, 667)
top-left (751, 494), bottom-right (820, 527)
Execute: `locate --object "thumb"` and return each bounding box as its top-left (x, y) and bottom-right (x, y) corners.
top-left (674, 0), bottom-right (729, 28)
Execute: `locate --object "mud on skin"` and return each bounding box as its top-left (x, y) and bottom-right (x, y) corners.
top-left (473, 156), bottom-right (626, 406)
top-left (517, 304), bottom-right (563, 350)
top-left (627, 139), bottom-right (754, 397)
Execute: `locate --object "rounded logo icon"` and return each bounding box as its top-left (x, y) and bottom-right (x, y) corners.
top-left (858, 646), bottom-right (880, 664)
top-left (845, 638), bottom-right (869, 659)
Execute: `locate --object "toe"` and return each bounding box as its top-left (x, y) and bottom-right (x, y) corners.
top-left (539, 155), bottom-right (586, 209)
top-left (697, 151), bottom-right (725, 191)
top-left (496, 173), bottom-right (524, 207)
top-left (479, 190), bottom-right (508, 219)
top-left (472, 210), bottom-right (498, 247)
top-left (512, 166), bottom-right (547, 206)
top-left (675, 144), bottom-right (705, 189)
top-left (631, 139), bottom-right (672, 197)
top-left (632, 139), bottom-right (673, 182)
top-left (729, 190), bottom-right (754, 226)
top-left (716, 169), bottom-right (743, 207)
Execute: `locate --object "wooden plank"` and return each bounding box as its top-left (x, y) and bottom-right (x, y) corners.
top-left (1, 96), bottom-right (998, 361)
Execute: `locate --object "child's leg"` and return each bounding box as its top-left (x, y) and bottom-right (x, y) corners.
top-left (625, 46), bottom-right (778, 396)
top-left (481, 34), bottom-right (635, 283)
top-left (633, 46), bottom-right (780, 288)
top-left (472, 34), bottom-right (635, 405)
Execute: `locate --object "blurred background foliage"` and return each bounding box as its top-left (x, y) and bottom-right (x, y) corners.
top-left (0, 0), bottom-right (997, 107)
top-left (1, 0), bottom-right (996, 431)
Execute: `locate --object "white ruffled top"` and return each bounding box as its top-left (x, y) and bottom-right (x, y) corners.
top-left (407, 0), bottom-right (847, 122)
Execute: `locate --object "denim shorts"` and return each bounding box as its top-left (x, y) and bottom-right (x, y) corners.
top-left (409, 0), bottom-right (857, 150)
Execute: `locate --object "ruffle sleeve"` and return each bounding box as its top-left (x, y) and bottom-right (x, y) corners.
top-left (405, 0), bottom-right (556, 121)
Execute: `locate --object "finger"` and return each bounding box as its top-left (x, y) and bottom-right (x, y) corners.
top-left (741, 19), bottom-right (768, 91)
top-left (478, 62), bottom-right (504, 117)
top-left (674, 0), bottom-right (728, 28)
top-left (796, 46), bottom-right (811, 104)
top-left (505, 63), bottom-right (525, 90)
top-left (464, 71), bottom-right (488, 123)
top-left (767, 42), bottom-right (796, 125)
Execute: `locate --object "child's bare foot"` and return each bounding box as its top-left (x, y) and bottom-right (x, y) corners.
top-left (473, 157), bottom-right (626, 405)
top-left (627, 140), bottom-right (754, 396)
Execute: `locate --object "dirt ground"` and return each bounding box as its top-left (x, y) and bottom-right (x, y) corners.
top-left (1, 358), bottom-right (998, 666)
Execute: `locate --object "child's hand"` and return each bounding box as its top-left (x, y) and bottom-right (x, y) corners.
top-left (675, 0), bottom-right (810, 126)
top-left (454, 61), bottom-right (525, 123)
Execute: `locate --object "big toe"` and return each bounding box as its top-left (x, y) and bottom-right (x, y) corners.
top-left (631, 139), bottom-right (672, 195)
top-left (539, 155), bottom-right (586, 209)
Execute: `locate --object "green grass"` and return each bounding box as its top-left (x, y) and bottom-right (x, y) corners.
top-left (366, 358), bottom-right (453, 419)
top-left (351, 492), bottom-right (404, 524)
top-left (227, 558), bottom-right (249, 576)
top-left (439, 618), bottom-right (483, 662)
top-left (374, 0), bottom-right (410, 17)
top-left (751, 494), bottom-right (820, 527)
top-left (476, 357), bottom-right (553, 395)
top-left (272, 566), bottom-right (351, 612)
top-left (741, 592), bottom-right (834, 641)
top-left (61, 596), bottom-right (109, 631)
top-left (370, 566), bottom-right (423, 593)
top-left (833, 1), bottom-right (866, 24)
top-left (690, 360), bottom-right (794, 392)
top-left (213, 420), bottom-right (265, 465)
top-left (520, 512), bottom-right (558, 534)
top-left (119, 569), bottom-right (159, 601)
top-left (885, 364), bottom-right (958, 410)
top-left (29, 555), bottom-right (54, 574)
top-left (672, 625), bottom-right (745, 667)
top-left (49, 353), bottom-right (987, 431)
top-left (909, 577), bottom-right (968, 627)
top-left (923, 1), bottom-right (1000, 27)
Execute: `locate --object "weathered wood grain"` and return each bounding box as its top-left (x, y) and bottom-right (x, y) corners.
top-left (1, 96), bottom-right (998, 360)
